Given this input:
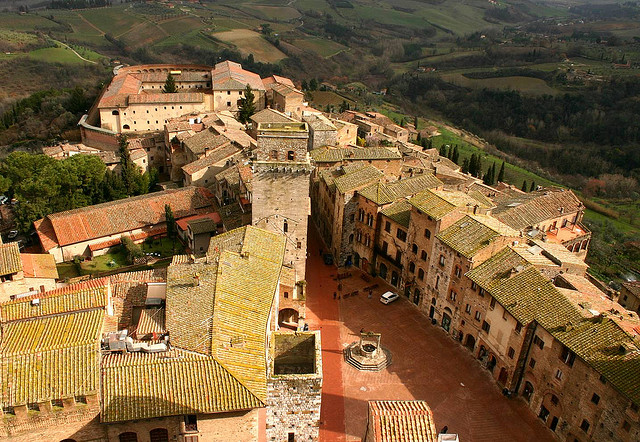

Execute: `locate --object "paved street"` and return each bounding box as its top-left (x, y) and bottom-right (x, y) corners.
top-left (304, 226), bottom-right (555, 442)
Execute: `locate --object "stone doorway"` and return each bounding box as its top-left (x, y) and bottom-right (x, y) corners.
top-left (464, 334), bottom-right (476, 351)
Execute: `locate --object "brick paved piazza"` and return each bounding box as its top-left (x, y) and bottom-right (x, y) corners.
top-left (304, 227), bottom-right (554, 442)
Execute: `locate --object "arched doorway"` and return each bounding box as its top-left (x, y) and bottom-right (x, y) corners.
top-left (464, 334), bottom-right (476, 351)
top-left (498, 367), bottom-right (508, 385)
top-left (522, 381), bottom-right (534, 402)
top-left (278, 308), bottom-right (299, 329)
top-left (413, 288), bottom-right (420, 306)
top-left (361, 257), bottom-right (369, 272)
top-left (488, 355), bottom-right (497, 373)
top-left (379, 263), bottom-right (388, 279)
top-left (391, 271), bottom-right (399, 286)
top-left (119, 433), bottom-right (138, 442)
top-left (354, 253), bottom-right (360, 267)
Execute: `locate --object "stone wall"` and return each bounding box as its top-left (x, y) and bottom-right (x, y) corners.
top-left (266, 331), bottom-right (322, 442)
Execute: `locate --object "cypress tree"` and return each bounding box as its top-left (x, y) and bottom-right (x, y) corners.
top-left (462, 158), bottom-right (470, 174)
top-left (530, 181), bottom-right (536, 192)
top-left (440, 145), bottom-right (447, 157)
top-left (497, 161), bottom-right (505, 183)
top-left (475, 156), bottom-right (483, 178)
top-left (452, 146), bottom-right (459, 164)
top-left (447, 145), bottom-right (453, 160)
top-left (491, 162), bottom-right (497, 185)
top-left (163, 73), bottom-right (177, 93)
top-left (238, 85), bottom-right (256, 124)
top-left (522, 180), bottom-right (528, 192)
top-left (469, 153), bottom-right (477, 176)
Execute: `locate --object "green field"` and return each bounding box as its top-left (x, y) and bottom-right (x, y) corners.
top-left (441, 74), bottom-right (559, 96)
top-left (80, 7), bottom-right (145, 37)
top-left (291, 38), bottom-right (348, 58)
top-left (212, 29), bottom-right (286, 62)
top-left (245, 5), bottom-right (301, 21)
top-left (28, 43), bottom-right (102, 64)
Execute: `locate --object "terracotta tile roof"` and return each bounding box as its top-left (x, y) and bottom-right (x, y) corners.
top-left (380, 200), bottom-right (412, 228)
top-left (262, 75), bottom-right (294, 88)
top-left (98, 73), bottom-right (142, 108)
top-left (466, 247), bottom-right (640, 406)
top-left (101, 350), bottom-right (262, 423)
top-left (20, 253), bottom-right (58, 279)
top-left (358, 174), bottom-right (442, 205)
top-left (136, 71), bottom-right (210, 83)
top-left (176, 212), bottom-right (222, 232)
top-left (36, 187), bottom-right (214, 248)
top-left (492, 189), bottom-right (583, 230)
top-left (437, 215), bottom-right (518, 259)
top-left (270, 83), bottom-right (303, 97)
top-left (165, 120), bottom-right (192, 132)
top-left (211, 61), bottom-right (265, 91)
top-left (135, 307), bottom-right (165, 336)
top-left (183, 127), bottom-right (232, 157)
top-left (182, 144), bottom-right (241, 175)
top-left (218, 201), bottom-right (246, 230)
top-left (1, 285), bottom-right (108, 322)
top-left (530, 239), bottom-right (588, 269)
top-left (334, 165), bottom-right (384, 194)
top-left (0, 242), bottom-right (21, 276)
top-left (622, 281), bottom-right (640, 298)
top-left (310, 147), bottom-right (402, 163)
top-left (1, 309), bottom-right (103, 407)
top-left (128, 92), bottom-right (204, 104)
top-left (409, 189), bottom-right (487, 221)
top-left (251, 108), bottom-right (297, 124)
top-left (368, 400), bottom-right (438, 442)
top-left (304, 114), bottom-right (337, 132)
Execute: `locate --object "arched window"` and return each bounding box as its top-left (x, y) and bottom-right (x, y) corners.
top-left (149, 429), bottom-right (169, 442)
top-left (287, 150), bottom-right (295, 161)
top-left (270, 150), bottom-right (279, 160)
top-left (122, 124), bottom-right (130, 130)
top-left (409, 262), bottom-right (415, 273)
top-left (348, 234), bottom-right (354, 244)
top-left (418, 268), bottom-right (425, 280)
top-left (424, 228), bottom-right (431, 239)
top-left (119, 432), bottom-right (138, 442)
top-left (283, 220), bottom-right (288, 233)
top-left (112, 110), bottom-right (119, 115)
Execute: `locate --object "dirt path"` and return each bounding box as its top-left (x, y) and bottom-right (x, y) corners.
top-left (54, 40), bottom-right (98, 64)
top-left (77, 13), bottom-right (106, 35)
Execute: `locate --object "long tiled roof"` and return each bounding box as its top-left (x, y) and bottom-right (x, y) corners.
top-left (0, 285), bottom-right (108, 322)
top-left (310, 147), bottom-right (402, 163)
top-left (101, 350), bottom-right (262, 423)
top-left (492, 189), bottom-right (583, 230)
top-left (250, 108), bottom-right (296, 124)
top-left (35, 187), bottom-right (214, 248)
top-left (183, 127), bottom-right (232, 157)
top-left (128, 92), bottom-right (204, 104)
top-left (136, 307), bottom-right (165, 336)
top-left (0, 309), bottom-right (103, 407)
top-left (211, 61), bottom-right (265, 91)
top-left (98, 73), bottom-right (142, 108)
top-left (0, 242), bottom-right (21, 276)
top-left (20, 253), bottom-right (59, 279)
top-left (334, 165), bottom-right (383, 194)
top-left (467, 246), bottom-right (640, 406)
top-left (358, 174), bottom-right (442, 205)
top-left (368, 400), bottom-right (438, 442)
top-left (437, 215), bottom-right (518, 259)
top-left (381, 200), bottom-right (412, 228)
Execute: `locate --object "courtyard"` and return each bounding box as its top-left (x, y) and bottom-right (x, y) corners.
top-left (304, 226), bottom-right (555, 442)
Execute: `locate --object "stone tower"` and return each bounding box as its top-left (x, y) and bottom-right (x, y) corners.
top-left (252, 121), bottom-right (311, 282)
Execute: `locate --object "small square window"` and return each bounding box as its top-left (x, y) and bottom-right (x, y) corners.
top-left (515, 322), bottom-right (522, 334)
top-left (551, 395), bottom-right (559, 405)
top-left (420, 250), bottom-right (427, 261)
top-left (474, 311), bottom-right (481, 321)
top-left (412, 243), bottom-right (418, 254)
top-left (529, 358), bottom-right (536, 369)
top-left (490, 298), bottom-right (496, 309)
top-left (599, 374), bottom-right (607, 384)
top-left (591, 393), bottom-right (600, 405)
top-left (481, 321), bottom-right (490, 333)
top-left (508, 347), bottom-right (515, 359)
top-left (622, 420), bottom-right (631, 432)
top-left (580, 419), bottom-right (590, 432)
top-left (555, 369), bottom-right (563, 380)
top-left (465, 304), bottom-right (471, 314)
top-left (439, 255), bottom-right (445, 266)
top-left (384, 221), bottom-right (391, 232)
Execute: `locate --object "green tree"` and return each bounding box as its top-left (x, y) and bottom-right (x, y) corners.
top-left (469, 153), bottom-right (478, 176)
top-left (413, 115), bottom-right (419, 129)
top-left (301, 80), bottom-right (308, 91)
top-left (309, 78), bottom-right (318, 91)
top-left (165, 204), bottom-right (177, 252)
top-left (118, 135), bottom-right (148, 196)
top-left (163, 73), bottom-right (177, 93)
top-left (452, 146), bottom-right (460, 164)
top-left (121, 235), bottom-right (143, 264)
top-left (440, 145), bottom-right (447, 157)
top-left (238, 85), bottom-right (256, 124)
top-left (522, 180), bottom-right (528, 192)
top-left (462, 157), bottom-right (470, 174)
top-left (530, 181), bottom-right (536, 192)
top-left (497, 161), bottom-right (505, 183)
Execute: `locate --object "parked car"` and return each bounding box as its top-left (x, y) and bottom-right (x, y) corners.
top-left (0, 195), bottom-right (8, 205)
top-left (380, 291), bottom-right (400, 304)
top-left (7, 230), bottom-right (18, 239)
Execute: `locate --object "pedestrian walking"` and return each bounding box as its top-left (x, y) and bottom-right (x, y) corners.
top-left (333, 292), bottom-right (337, 300)
top-left (338, 283), bottom-right (342, 291)
top-left (368, 290), bottom-right (373, 299)
top-left (338, 294), bottom-right (341, 300)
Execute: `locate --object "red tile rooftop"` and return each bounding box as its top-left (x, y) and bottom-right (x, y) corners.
top-left (545, 222), bottom-right (590, 244)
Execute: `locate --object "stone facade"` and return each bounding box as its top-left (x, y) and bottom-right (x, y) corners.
top-left (266, 332), bottom-right (322, 442)
top-left (252, 123), bottom-right (311, 282)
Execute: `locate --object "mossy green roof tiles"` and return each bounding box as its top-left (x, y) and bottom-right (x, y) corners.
top-left (310, 147), bottom-right (401, 163)
top-left (381, 201), bottom-right (412, 228)
top-left (101, 350), bottom-right (263, 423)
top-left (408, 189), bottom-right (487, 221)
top-left (334, 165), bottom-right (383, 194)
top-left (358, 174), bottom-right (442, 205)
top-left (0, 242), bottom-right (21, 276)
top-left (437, 215), bottom-right (518, 259)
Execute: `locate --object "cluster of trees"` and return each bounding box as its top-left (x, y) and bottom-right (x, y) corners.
top-left (49, 0), bottom-right (111, 9)
top-left (390, 73), bottom-right (640, 181)
top-left (0, 137), bottom-right (156, 232)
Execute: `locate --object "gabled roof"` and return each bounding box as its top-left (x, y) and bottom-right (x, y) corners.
top-left (0, 242), bottom-right (21, 276)
top-left (182, 143), bottom-right (241, 175)
top-left (250, 108), bottom-right (297, 124)
top-left (492, 189), bottom-right (583, 230)
top-left (367, 400), bottom-right (438, 442)
top-left (98, 73), bottom-right (142, 108)
top-left (334, 165), bottom-right (384, 194)
top-left (358, 174), bottom-right (442, 205)
top-left (35, 187), bottom-right (215, 249)
top-left (101, 350), bottom-right (262, 423)
top-left (183, 127), bottom-right (232, 157)
top-left (211, 61), bottom-right (265, 91)
top-left (437, 215), bottom-right (518, 259)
